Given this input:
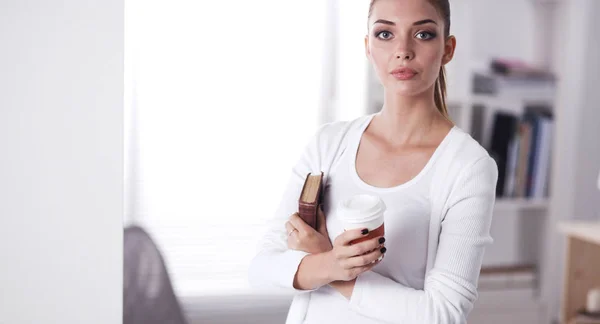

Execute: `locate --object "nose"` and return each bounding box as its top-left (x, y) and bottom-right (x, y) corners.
top-left (395, 36), bottom-right (415, 61)
top-left (396, 51), bottom-right (414, 61)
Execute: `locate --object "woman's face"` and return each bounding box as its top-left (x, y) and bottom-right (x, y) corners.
top-left (366, 0), bottom-right (455, 97)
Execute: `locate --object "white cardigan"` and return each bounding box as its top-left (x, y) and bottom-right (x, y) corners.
top-left (248, 114), bottom-right (498, 324)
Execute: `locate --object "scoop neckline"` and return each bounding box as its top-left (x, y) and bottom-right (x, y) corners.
top-left (349, 113), bottom-right (457, 193)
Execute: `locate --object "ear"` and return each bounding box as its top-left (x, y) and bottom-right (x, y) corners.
top-left (441, 35), bottom-right (456, 65)
top-left (364, 35), bottom-right (370, 59)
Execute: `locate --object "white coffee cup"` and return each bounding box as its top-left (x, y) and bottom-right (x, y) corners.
top-left (336, 194), bottom-right (386, 245)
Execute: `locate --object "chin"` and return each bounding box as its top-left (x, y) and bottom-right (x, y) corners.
top-left (384, 82), bottom-right (429, 97)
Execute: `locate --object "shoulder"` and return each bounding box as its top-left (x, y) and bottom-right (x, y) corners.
top-left (441, 126), bottom-right (499, 179)
top-left (310, 114), bottom-right (372, 151)
top-left (433, 127), bottom-right (498, 208)
top-left (296, 114), bottom-right (372, 172)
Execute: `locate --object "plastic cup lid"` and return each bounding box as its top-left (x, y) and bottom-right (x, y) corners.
top-left (337, 194), bottom-right (386, 223)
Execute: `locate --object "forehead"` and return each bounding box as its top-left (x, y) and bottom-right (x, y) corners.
top-left (369, 0), bottom-right (442, 25)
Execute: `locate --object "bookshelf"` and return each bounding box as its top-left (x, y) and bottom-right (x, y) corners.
top-left (495, 198), bottom-right (550, 213)
top-left (446, 80), bottom-right (554, 324)
top-left (446, 2), bottom-right (561, 324)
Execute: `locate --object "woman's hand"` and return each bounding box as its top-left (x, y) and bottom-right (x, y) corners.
top-left (322, 229), bottom-right (386, 282)
top-left (289, 211), bottom-right (385, 291)
top-left (286, 207), bottom-right (332, 254)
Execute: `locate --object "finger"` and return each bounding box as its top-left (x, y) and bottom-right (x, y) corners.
top-left (333, 227), bottom-right (370, 247)
top-left (287, 230), bottom-right (299, 246)
top-left (341, 257), bottom-right (382, 281)
top-left (350, 257), bottom-right (382, 277)
top-left (337, 236), bottom-right (385, 259)
top-left (285, 222), bottom-right (299, 249)
top-left (344, 246), bottom-right (386, 269)
top-left (317, 206), bottom-right (328, 235)
top-left (285, 221), bottom-right (296, 236)
top-left (288, 212), bottom-right (314, 235)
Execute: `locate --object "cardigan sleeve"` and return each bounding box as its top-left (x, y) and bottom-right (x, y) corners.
top-left (348, 156), bottom-right (498, 324)
top-left (247, 123), bottom-right (332, 293)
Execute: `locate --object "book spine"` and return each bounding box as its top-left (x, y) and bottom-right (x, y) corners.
top-left (504, 132), bottom-right (520, 197)
top-left (532, 118), bottom-right (553, 198)
top-left (298, 202), bottom-right (318, 229)
top-left (525, 116), bottom-right (540, 197)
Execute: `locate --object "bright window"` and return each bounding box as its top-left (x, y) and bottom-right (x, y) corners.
top-left (125, 0), bottom-right (331, 296)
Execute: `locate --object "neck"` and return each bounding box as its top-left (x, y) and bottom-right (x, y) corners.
top-left (373, 86), bottom-right (442, 145)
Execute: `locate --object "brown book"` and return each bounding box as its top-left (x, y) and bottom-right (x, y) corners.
top-left (515, 123), bottom-right (532, 197)
top-left (298, 172), bottom-right (324, 229)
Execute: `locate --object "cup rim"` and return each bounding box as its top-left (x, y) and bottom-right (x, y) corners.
top-left (337, 194), bottom-right (386, 224)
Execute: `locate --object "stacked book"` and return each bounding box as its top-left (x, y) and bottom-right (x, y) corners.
top-left (478, 265), bottom-right (537, 291)
top-left (473, 58), bottom-right (556, 102)
top-left (489, 108), bottom-right (554, 199)
top-left (469, 265), bottom-right (542, 324)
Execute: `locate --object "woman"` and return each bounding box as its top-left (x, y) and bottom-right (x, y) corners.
top-left (248, 0), bottom-right (498, 323)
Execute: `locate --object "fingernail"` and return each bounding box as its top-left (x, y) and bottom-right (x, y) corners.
top-left (361, 229), bottom-right (369, 235)
top-left (380, 247), bottom-right (387, 254)
top-left (378, 237), bottom-right (385, 244)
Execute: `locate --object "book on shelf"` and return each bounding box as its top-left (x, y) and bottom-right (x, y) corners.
top-left (472, 72), bottom-right (556, 102)
top-left (478, 264), bottom-right (537, 291)
top-left (475, 265), bottom-right (540, 310)
top-left (523, 107), bottom-right (553, 199)
top-left (490, 58), bottom-right (555, 80)
top-left (489, 112), bottom-right (519, 197)
top-left (515, 122), bottom-right (532, 197)
top-left (504, 129), bottom-right (519, 197)
top-left (298, 172), bottom-right (324, 229)
top-left (472, 59), bottom-right (556, 103)
top-left (469, 104), bottom-right (485, 146)
top-left (488, 107), bottom-right (553, 199)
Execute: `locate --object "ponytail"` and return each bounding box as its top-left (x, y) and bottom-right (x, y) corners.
top-left (434, 66), bottom-right (449, 119)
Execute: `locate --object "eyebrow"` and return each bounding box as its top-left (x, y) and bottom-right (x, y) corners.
top-left (373, 19), bottom-right (438, 26)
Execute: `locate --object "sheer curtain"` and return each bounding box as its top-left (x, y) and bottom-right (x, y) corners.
top-left (125, 1), bottom-right (333, 297)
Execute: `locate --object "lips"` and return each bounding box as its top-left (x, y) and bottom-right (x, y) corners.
top-left (390, 67), bottom-right (417, 80)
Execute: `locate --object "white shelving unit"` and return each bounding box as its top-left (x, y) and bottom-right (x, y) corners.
top-left (447, 91), bottom-right (555, 322)
top-left (447, 2), bottom-right (562, 323)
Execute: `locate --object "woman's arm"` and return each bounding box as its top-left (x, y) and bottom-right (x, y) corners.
top-left (292, 253), bottom-right (332, 290)
top-left (339, 156), bottom-right (498, 324)
top-left (329, 279), bottom-right (356, 298)
top-left (247, 124), bottom-right (325, 291)
top-left (289, 214), bottom-right (385, 290)
top-left (248, 121), bottom-right (351, 291)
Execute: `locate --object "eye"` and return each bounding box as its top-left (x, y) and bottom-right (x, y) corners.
top-left (415, 31), bottom-right (436, 40)
top-left (376, 30), bottom-right (394, 40)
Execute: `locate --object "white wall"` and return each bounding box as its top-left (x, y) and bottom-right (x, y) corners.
top-left (0, 1), bottom-right (123, 323)
top-left (470, 0), bottom-right (537, 65)
top-left (542, 0), bottom-right (600, 322)
top-left (572, 0), bottom-right (600, 222)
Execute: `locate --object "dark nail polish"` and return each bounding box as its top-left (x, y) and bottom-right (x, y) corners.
top-left (361, 229), bottom-right (369, 235)
top-left (380, 247), bottom-right (387, 254)
top-left (378, 237), bottom-right (385, 244)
